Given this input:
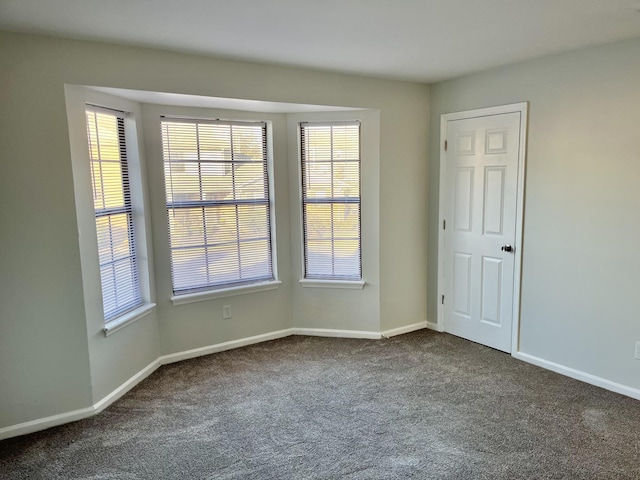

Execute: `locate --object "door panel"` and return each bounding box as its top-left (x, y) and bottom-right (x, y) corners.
top-left (454, 167), bottom-right (474, 232)
top-left (443, 112), bottom-right (521, 352)
top-left (480, 256), bottom-right (502, 326)
top-left (453, 252), bottom-right (472, 317)
top-left (483, 167), bottom-right (505, 236)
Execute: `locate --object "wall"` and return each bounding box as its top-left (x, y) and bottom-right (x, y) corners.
top-left (428, 38), bottom-right (640, 391)
top-left (0, 50), bottom-right (94, 427)
top-left (0, 31), bottom-right (430, 431)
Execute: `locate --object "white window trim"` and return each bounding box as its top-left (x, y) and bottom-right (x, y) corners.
top-left (171, 280), bottom-right (281, 306)
top-left (160, 116), bottom-right (279, 298)
top-left (65, 85), bottom-right (156, 336)
top-left (103, 303), bottom-right (156, 336)
top-left (299, 279), bottom-right (365, 290)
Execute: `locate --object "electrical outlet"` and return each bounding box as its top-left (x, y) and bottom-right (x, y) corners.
top-left (635, 341), bottom-right (640, 360)
top-left (222, 305), bottom-right (232, 320)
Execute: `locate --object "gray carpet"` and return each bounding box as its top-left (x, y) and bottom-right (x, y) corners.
top-left (1, 330), bottom-right (639, 479)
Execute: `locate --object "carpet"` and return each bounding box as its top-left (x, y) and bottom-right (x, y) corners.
top-left (1, 330), bottom-right (639, 479)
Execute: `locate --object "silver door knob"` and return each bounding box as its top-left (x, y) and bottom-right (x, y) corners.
top-left (501, 244), bottom-right (513, 252)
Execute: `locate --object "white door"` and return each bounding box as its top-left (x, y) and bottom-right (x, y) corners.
top-left (441, 108), bottom-right (524, 353)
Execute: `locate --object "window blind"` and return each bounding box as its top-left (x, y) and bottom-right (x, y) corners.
top-left (85, 106), bottom-right (142, 321)
top-left (300, 121), bottom-right (361, 280)
top-left (161, 118), bottom-right (274, 294)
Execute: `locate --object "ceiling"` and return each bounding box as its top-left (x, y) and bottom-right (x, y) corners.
top-left (1, 0), bottom-right (640, 83)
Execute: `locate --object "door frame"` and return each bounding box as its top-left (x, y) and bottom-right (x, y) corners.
top-left (436, 102), bottom-right (528, 354)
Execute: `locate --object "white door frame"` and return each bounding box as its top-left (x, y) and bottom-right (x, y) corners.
top-left (436, 102), bottom-right (528, 354)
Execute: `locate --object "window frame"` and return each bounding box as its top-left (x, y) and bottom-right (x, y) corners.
top-left (299, 120), bottom-right (364, 286)
top-left (65, 86), bottom-right (156, 336)
top-left (85, 105), bottom-right (143, 322)
top-left (160, 116), bottom-right (280, 302)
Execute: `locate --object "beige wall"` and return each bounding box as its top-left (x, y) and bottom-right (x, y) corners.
top-left (0, 31), bottom-right (429, 430)
top-left (429, 38), bottom-right (640, 390)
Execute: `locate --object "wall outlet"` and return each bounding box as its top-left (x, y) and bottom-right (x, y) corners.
top-left (222, 305), bottom-right (232, 320)
top-left (635, 341), bottom-right (640, 360)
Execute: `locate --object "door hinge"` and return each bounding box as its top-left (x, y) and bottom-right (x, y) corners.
top-left (443, 219), bottom-right (446, 230)
top-left (441, 294), bottom-right (445, 305)
top-left (444, 140), bottom-right (448, 151)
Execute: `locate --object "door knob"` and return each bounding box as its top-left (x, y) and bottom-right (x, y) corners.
top-left (501, 244), bottom-right (513, 252)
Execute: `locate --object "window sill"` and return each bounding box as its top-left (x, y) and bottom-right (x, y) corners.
top-left (103, 303), bottom-right (156, 337)
top-left (171, 280), bottom-right (282, 306)
top-left (299, 279), bottom-right (366, 290)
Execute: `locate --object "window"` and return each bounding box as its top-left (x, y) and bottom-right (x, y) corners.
top-left (85, 106), bottom-right (143, 322)
top-left (161, 118), bottom-right (275, 295)
top-left (300, 121), bottom-right (361, 280)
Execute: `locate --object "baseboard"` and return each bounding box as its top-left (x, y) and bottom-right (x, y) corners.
top-left (93, 359), bottom-right (161, 413)
top-left (291, 327), bottom-right (381, 339)
top-left (0, 406), bottom-right (95, 441)
top-left (426, 321), bottom-right (443, 332)
top-left (1, 322), bottom-right (490, 441)
top-left (513, 351), bottom-right (640, 401)
top-left (159, 328), bottom-right (295, 365)
top-left (0, 358), bottom-right (162, 441)
top-left (381, 321), bottom-right (427, 338)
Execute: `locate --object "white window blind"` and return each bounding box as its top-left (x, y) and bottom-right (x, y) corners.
top-left (85, 106), bottom-right (142, 322)
top-left (161, 118), bottom-right (274, 295)
top-left (300, 121), bottom-right (361, 280)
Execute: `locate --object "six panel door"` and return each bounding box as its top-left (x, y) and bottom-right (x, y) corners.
top-left (443, 112), bottom-right (521, 352)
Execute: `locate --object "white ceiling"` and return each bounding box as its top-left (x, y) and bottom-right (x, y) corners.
top-left (89, 87), bottom-right (361, 113)
top-left (1, 0), bottom-right (640, 82)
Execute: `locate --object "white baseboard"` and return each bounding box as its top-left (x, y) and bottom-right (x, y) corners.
top-left (426, 321), bottom-right (443, 332)
top-left (15, 324), bottom-right (636, 442)
top-left (513, 352), bottom-right (640, 401)
top-left (93, 359), bottom-right (161, 413)
top-left (291, 327), bottom-right (381, 339)
top-left (159, 329), bottom-right (294, 365)
top-left (0, 359), bottom-right (162, 441)
top-left (0, 406), bottom-right (95, 441)
top-left (0, 325), bottom-right (407, 440)
top-left (381, 321), bottom-right (427, 338)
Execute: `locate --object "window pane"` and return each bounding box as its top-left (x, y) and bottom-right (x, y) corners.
top-left (238, 204), bottom-right (270, 241)
top-left (205, 205), bottom-right (239, 245)
top-left (168, 208), bottom-right (205, 248)
top-left (234, 163), bottom-right (268, 200)
top-left (98, 161), bottom-right (125, 209)
top-left (239, 240), bottom-right (272, 278)
top-left (304, 163), bottom-right (333, 198)
top-left (332, 125), bottom-right (360, 160)
top-left (305, 240), bottom-right (334, 277)
top-left (207, 243), bottom-right (241, 284)
top-left (171, 247), bottom-right (208, 291)
top-left (304, 204), bottom-right (332, 240)
top-left (164, 164), bottom-right (203, 203)
top-left (333, 203), bottom-right (360, 239)
top-left (333, 162), bottom-right (360, 197)
top-left (333, 240), bottom-right (361, 277)
top-left (95, 213), bottom-right (132, 265)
